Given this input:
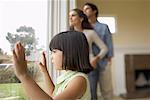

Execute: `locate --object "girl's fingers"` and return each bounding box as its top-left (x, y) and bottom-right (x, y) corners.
top-left (12, 49), bottom-right (17, 61)
top-left (39, 62), bottom-right (45, 70)
top-left (15, 42), bottom-right (25, 60)
top-left (19, 43), bottom-right (26, 60)
top-left (14, 43), bottom-right (18, 54)
top-left (42, 51), bottom-right (47, 66)
top-left (15, 42), bottom-right (21, 55)
top-left (39, 62), bottom-right (44, 67)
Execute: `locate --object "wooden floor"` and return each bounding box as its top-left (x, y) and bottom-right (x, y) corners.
top-left (99, 96), bottom-right (150, 100)
top-left (99, 96), bottom-right (123, 100)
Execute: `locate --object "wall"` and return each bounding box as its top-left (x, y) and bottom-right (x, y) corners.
top-left (76, 0), bottom-right (150, 95)
top-left (77, 0), bottom-right (150, 47)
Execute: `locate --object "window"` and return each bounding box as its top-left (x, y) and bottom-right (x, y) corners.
top-left (97, 16), bottom-right (116, 34)
top-left (0, 0), bottom-right (48, 99)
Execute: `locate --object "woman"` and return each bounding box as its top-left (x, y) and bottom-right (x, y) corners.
top-left (69, 8), bottom-right (108, 68)
top-left (12, 31), bottom-right (93, 100)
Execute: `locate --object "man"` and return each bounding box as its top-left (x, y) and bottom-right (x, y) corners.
top-left (83, 3), bottom-right (114, 100)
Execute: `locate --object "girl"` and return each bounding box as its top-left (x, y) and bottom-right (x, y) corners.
top-left (69, 8), bottom-right (108, 68)
top-left (12, 31), bottom-right (93, 100)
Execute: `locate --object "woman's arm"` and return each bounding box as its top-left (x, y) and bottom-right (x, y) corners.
top-left (39, 52), bottom-right (55, 96)
top-left (91, 30), bottom-right (108, 67)
top-left (12, 42), bottom-right (53, 100)
top-left (92, 30), bottom-right (108, 59)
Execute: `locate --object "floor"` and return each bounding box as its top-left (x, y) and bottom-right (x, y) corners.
top-left (99, 96), bottom-right (150, 100)
top-left (99, 96), bottom-right (123, 100)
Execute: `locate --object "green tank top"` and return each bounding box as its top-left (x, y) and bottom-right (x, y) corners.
top-left (53, 70), bottom-right (91, 100)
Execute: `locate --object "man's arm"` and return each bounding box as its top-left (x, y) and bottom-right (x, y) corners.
top-left (104, 25), bottom-right (114, 62)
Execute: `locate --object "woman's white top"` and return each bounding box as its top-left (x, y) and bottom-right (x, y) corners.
top-left (83, 29), bottom-right (108, 59)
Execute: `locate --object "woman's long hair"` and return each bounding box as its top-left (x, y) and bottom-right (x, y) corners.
top-left (70, 8), bottom-right (93, 30)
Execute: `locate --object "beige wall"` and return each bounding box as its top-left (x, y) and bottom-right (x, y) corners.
top-left (76, 0), bottom-right (150, 95)
top-left (77, 0), bottom-right (150, 48)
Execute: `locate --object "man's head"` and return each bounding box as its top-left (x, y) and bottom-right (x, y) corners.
top-left (83, 3), bottom-right (99, 18)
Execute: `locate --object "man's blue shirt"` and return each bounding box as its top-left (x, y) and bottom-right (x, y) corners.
top-left (92, 21), bottom-right (114, 71)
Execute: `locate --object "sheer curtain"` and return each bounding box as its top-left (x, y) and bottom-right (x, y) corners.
top-left (47, 0), bottom-right (76, 82)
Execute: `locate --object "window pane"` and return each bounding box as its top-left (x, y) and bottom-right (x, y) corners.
top-left (97, 17), bottom-right (116, 34)
top-left (0, 0), bottom-right (47, 99)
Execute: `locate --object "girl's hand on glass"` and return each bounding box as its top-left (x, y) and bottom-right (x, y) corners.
top-left (12, 42), bottom-right (28, 79)
top-left (39, 51), bottom-right (48, 73)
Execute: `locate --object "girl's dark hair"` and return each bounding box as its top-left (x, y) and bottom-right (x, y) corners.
top-left (49, 31), bottom-right (93, 74)
top-left (70, 8), bottom-right (93, 30)
top-left (84, 3), bottom-right (99, 17)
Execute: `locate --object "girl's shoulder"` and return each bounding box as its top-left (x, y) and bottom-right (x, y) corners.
top-left (68, 71), bottom-right (88, 81)
top-left (74, 72), bottom-right (87, 79)
top-left (58, 71), bottom-right (87, 83)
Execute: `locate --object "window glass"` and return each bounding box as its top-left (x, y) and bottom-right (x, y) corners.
top-left (0, 0), bottom-right (47, 99)
top-left (97, 16), bottom-right (116, 34)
